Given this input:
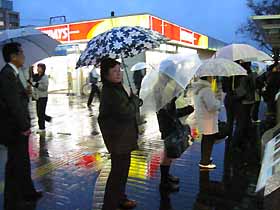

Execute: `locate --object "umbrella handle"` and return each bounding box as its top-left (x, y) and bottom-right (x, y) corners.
top-left (121, 55), bottom-right (133, 93)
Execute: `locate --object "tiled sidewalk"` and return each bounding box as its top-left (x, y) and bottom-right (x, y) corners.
top-left (0, 95), bottom-right (263, 210)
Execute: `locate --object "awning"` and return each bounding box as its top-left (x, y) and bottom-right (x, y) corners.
top-left (252, 15), bottom-right (280, 49)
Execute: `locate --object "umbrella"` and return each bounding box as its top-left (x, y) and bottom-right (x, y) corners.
top-left (130, 62), bottom-right (149, 71)
top-left (196, 58), bottom-right (247, 77)
top-left (140, 53), bottom-right (201, 113)
top-left (0, 27), bottom-right (60, 68)
top-left (76, 26), bottom-right (167, 90)
top-left (251, 61), bottom-right (268, 76)
top-left (214, 44), bottom-right (272, 62)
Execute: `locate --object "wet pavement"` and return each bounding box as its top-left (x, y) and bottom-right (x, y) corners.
top-left (0, 95), bottom-right (264, 210)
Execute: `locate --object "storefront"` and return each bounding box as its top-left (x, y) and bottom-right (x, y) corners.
top-left (36, 13), bottom-right (226, 95)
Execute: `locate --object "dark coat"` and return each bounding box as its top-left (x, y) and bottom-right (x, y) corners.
top-left (222, 76), bottom-right (242, 94)
top-left (133, 71), bottom-right (144, 90)
top-left (0, 64), bottom-right (31, 145)
top-left (234, 73), bottom-right (256, 104)
top-left (265, 71), bottom-right (280, 102)
top-left (157, 98), bottom-right (194, 139)
top-left (98, 81), bottom-right (139, 154)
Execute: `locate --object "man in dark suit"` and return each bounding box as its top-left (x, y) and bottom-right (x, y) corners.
top-left (0, 42), bottom-right (42, 210)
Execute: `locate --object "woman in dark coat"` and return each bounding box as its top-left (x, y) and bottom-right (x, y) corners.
top-left (157, 97), bottom-right (194, 191)
top-left (98, 58), bottom-right (140, 210)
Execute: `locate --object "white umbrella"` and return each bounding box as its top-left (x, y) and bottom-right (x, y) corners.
top-left (130, 62), bottom-right (149, 71)
top-left (140, 53), bottom-right (201, 113)
top-left (214, 44), bottom-right (272, 62)
top-left (0, 27), bottom-right (60, 68)
top-left (196, 58), bottom-right (247, 77)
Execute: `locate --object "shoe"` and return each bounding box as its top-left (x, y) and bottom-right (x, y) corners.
top-left (119, 199), bottom-right (137, 209)
top-left (23, 191), bottom-right (43, 201)
top-left (160, 181), bottom-right (179, 192)
top-left (199, 163), bottom-right (216, 170)
top-left (168, 174), bottom-right (179, 183)
top-left (252, 119), bottom-right (261, 123)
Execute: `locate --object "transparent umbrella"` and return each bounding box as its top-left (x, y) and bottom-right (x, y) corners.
top-left (196, 58), bottom-right (248, 77)
top-left (251, 61), bottom-right (268, 76)
top-left (140, 53), bottom-right (201, 113)
top-left (214, 44), bottom-right (272, 62)
top-left (130, 62), bottom-right (149, 71)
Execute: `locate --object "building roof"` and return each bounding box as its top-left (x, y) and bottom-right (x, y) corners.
top-left (252, 15), bottom-right (280, 49)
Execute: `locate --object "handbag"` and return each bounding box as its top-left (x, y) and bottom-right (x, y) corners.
top-left (164, 119), bottom-right (193, 158)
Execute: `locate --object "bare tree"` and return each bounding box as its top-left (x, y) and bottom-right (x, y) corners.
top-left (237, 0), bottom-right (280, 62)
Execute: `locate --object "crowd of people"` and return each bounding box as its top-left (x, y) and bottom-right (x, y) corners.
top-left (0, 41), bottom-right (280, 210)
top-left (97, 58), bottom-right (280, 210)
top-left (223, 61), bottom-right (280, 151)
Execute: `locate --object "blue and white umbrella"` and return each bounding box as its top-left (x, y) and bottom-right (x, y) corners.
top-left (76, 26), bottom-right (167, 68)
top-left (76, 26), bottom-right (167, 90)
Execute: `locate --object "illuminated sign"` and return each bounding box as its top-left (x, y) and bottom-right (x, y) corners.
top-left (39, 25), bottom-right (69, 42)
top-left (37, 14), bottom-right (208, 49)
top-left (150, 15), bottom-right (208, 48)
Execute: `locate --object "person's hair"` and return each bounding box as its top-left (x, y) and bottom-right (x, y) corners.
top-left (37, 63), bottom-right (46, 72)
top-left (100, 58), bottom-right (121, 83)
top-left (2, 42), bottom-right (22, 63)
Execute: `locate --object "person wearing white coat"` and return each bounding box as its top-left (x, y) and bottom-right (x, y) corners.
top-left (193, 77), bottom-right (221, 169)
top-left (29, 63), bottom-right (52, 132)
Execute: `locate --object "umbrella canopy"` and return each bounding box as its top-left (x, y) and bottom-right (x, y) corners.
top-left (140, 53), bottom-right (201, 113)
top-left (130, 62), bottom-right (149, 71)
top-left (76, 26), bottom-right (167, 68)
top-left (196, 58), bottom-right (247, 77)
top-left (214, 44), bottom-right (272, 62)
top-left (0, 27), bottom-right (59, 68)
top-left (251, 61), bottom-right (268, 76)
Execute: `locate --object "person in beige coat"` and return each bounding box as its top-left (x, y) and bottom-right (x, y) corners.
top-left (193, 76), bottom-right (221, 169)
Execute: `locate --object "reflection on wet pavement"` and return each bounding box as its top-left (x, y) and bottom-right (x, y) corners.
top-left (0, 95), bottom-right (263, 210)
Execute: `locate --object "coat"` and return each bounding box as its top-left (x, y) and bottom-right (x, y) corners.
top-left (265, 71), bottom-right (280, 102)
top-left (157, 98), bottom-right (194, 139)
top-left (33, 74), bottom-right (49, 99)
top-left (0, 64), bottom-right (31, 145)
top-left (193, 79), bottom-right (221, 135)
top-left (234, 73), bottom-right (256, 105)
top-left (98, 81), bottom-right (139, 154)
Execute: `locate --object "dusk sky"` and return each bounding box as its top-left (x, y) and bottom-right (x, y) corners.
top-left (14, 0), bottom-right (252, 44)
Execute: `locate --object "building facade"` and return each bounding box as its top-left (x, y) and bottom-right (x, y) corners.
top-left (0, 0), bottom-right (19, 30)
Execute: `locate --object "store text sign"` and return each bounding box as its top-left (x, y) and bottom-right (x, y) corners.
top-left (40, 25), bottom-right (69, 42)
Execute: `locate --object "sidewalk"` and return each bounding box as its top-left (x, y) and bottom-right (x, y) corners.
top-left (0, 95), bottom-right (263, 210)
